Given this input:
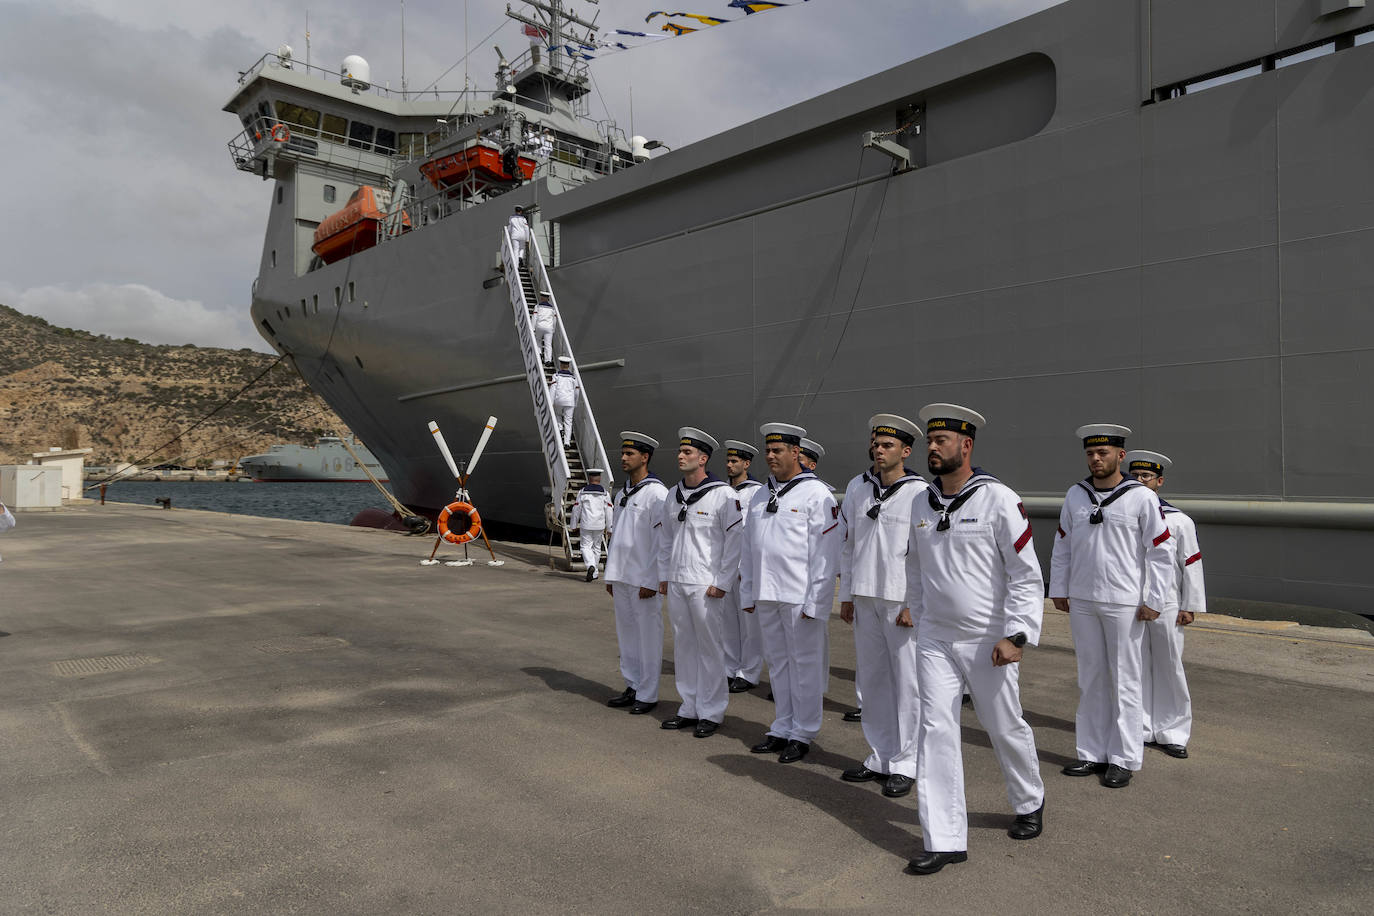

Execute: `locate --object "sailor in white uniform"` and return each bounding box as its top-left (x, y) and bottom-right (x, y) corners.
top-left (533, 294), bottom-right (557, 366)
top-left (723, 440), bottom-right (765, 693)
top-left (837, 414), bottom-right (927, 799)
top-left (508, 205), bottom-right (530, 265)
top-left (604, 432), bottom-right (669, 715)
top-left (571, 469), bottom-right (613, 581)
top-left (799, 438), bottom-right (831, 488)
top-left (0, 500), bottom-right (14, 559)
top-left (740, 422), bottom-right (843, 763)
top-left (656, 428), bottom-right (744, 738)
top-left (903, 405), bottom-right (1046, 876)
top-left (1050, 424), bottom-right (1175, 788)
top-left (1127, 450), bottom-right (1206, 759)
top-left (550, 356), bottom-right (579, 446)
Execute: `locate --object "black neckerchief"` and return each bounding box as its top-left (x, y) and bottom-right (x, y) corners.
top-left (675, 474), bottom-right (726, 521)
top-left (927, 469), bottom-right (996, 531)
top-left (765, 470), bottom-right (816, 513)
top-left (1076, 476), bottom-right (1142, 524)
top-left (618, 471), bottom-right (661, 507)
top-left (864, 469), bottom-right (923, 520)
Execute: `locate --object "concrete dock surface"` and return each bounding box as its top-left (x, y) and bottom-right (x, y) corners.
top-left (2, 504), bottom-right (1371, 915)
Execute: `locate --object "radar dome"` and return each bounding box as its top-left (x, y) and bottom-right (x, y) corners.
top-left (631, 135), bottom-right (650, 163)
top-left (341, 55), bottom-right (371, 90)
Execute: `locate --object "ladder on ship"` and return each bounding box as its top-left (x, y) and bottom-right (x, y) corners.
top-left (500, 223), bottom-right (614, 572)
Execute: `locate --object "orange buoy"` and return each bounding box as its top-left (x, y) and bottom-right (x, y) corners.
top-left (271, 123), bottom-right (290, 143)
top-left (437, 501), bottom-right (482, 545)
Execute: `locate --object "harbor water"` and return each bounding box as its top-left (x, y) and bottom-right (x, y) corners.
top-left (94, 480), bottom-right (395, 525)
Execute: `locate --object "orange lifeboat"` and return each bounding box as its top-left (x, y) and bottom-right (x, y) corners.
top-left (312, 186), bottom-right (411, 265)
top-left (420, 143), bottom-right (536, 191)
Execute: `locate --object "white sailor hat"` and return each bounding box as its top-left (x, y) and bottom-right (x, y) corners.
top-left (558, 356), bottom-right (572, 364)
top-left (678, 426), bottom-right (719, 455)
top-left (799, 438), bottom-right (825, 462)
top-left (723, 440), bottom-right (759, 460)
top-left (1076, 423), bottom-right (1131, 448)
top-left (760, 422), bottom-right (805, 446)
top-left (868, 413), bottom-right (920, 446)
top-left (619, 431), bottom-right (658, 454)
top-left (919, 403), bottom-right (986, 438)
top-left (585, 468), bottom-right (604, 476)
top-left (1125, 450), bottom-right (1171, 475)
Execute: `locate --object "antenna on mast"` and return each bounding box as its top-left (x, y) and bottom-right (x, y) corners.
top-left (305, 9), bottom-right (311, 69)
top-left (400, 0), bottom-right (408, 97)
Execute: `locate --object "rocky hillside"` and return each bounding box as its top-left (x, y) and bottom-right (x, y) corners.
top-left (0, 304), bottom-right (343, 467)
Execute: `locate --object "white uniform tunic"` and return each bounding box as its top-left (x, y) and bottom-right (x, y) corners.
top-left (549, 370), bottom-right (579, 445)
top-left (508, 213), bottom-right (530, 262)
top-left (739, 472), bottom-right (842, 744)
top-left (604, 473), bottom-right (668, 703)
top-left (571, 485), bottom-right (613, 575)
top-left (1049, 478), bottom-right (1175, 771)
top-left (1142, 504), bottom-right (1206, 747)
top-left (533, 300), bottom-right (557, 363)
top-left (657, 476), bottom-right (744, 723)
top-left (0, 504), bottom-right (14, 562)
top-left (839, 469), bottom-right (927, 778)
top-left (905, 471), bottom-right (1045, 852)
top-left (723, 479), bottom-right (765, 683)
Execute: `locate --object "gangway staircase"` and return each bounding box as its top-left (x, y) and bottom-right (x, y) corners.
top-left (501, 224), bottom-right (614, 572)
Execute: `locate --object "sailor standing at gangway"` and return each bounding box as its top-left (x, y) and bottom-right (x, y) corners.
top-left (604, 432), bottom-right (669, 715)
top-left (571, 469), bottom-right (613, 582)
top-left (508, 205), bottom-right (530, 266)
top-left (551, 356), bottom-right (580, 446)
top-left (723, 440), bottom-right (765, 693)
top-left (533, 294), bottom-right (558, 367)
top-left (1126, 450), bottom-right (1206, 761)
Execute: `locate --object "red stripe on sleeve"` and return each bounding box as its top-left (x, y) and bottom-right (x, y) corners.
top-left (1014, 524), bottom-right (1033, 553)
top-left (1056, 525), bottom-right (1067, 539)
top-left (1152, 528), bottom-right (1172, 547)
top-left (1185, 551), bottom-right (1202, 566)
top-left (821, 523), bottom-right (838, 535)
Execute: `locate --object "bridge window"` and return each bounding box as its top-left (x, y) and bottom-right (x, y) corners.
top-left (274, 101), bottom-right (321, 136)
top-left (322, 113), bottom-right (347, 142)
top-left (348, 121), bottom-right (375, 150)
top-left (398, 132), bottom-right (424, 157)
top-left (375, 128), bottom-right (397, 154)
top-left (323, 184), bottom-right (336, 203)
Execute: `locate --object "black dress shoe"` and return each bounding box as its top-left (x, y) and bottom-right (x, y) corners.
top-left (766, 691), bottom-right (774, 701)
top-left (841, 765), bottom-right (884, 783)
top-left (606, 687), bottom-right (636, 708)
top-left (778, 740), bottom-right (810, 764)
top-left (751, 735), bottom-right (787, 754)
top-left (1101, 764), bottom-right (1132, 788)
top-left (628, 700), bottom-right (658, 715)
top-left (728, 677), bottom-right (757, 693)
top-left (1007, 803), bottom-right (1043, 840)
top-left (661, 716), bottom-right (699, 730)
top-left (1156, 743), bottom-right (1188, 759)
top-left (1061, 759), bottom-right (1107, 777)
top-left (905, 850), bottom-right (967, 875)
top-left (584, 567), bottom-right (596, 582)
top-left (882, 774), bottom-right (914, 798)
top-left (842, 708), bottom-right (863, 722)
top-left (693, 720), bottom-right (719, 738)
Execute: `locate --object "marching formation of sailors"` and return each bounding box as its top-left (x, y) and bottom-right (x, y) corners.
top-left (590, 408), bottom-right (1204, 875)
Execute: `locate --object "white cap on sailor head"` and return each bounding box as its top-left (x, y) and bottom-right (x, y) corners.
top-left (585, 468), bottom-right (604, 476)
top-left (558, 356), bottom-right (572, 364)
top-left (868, 413), bottom-right (921, 445)
top-left (799, 438), bottom-right (825, 462)
top-left (1125, 449), bottom-right (1171, 475)
top-left (677, 426), bottom-right (720, 456)
top-left (760, 422), bottom-right (806, 446)
top-left (919, 403), bottom-right (986, 438)
top-left (723, 440), bottom-right (759, 461)
top-left (619, 431), bottom-right (659, 454)
top-left (1075, 423), bottom-right (1131, 448)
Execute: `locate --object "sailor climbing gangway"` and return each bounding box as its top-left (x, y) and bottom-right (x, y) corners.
top-left (501, 218), bottom-right (614, 571)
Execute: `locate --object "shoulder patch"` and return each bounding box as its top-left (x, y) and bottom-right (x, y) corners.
top-left (831, 506), bottom-right (839, 520)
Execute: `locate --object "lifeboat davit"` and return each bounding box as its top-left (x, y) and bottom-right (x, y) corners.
top-left (312, 186), bottom-right (410, 265)
top-left (420, 143), bottom-right (536, 191)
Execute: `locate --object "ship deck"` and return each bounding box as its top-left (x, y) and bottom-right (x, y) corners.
top-left (2, 504), bottom-right (1370, 914)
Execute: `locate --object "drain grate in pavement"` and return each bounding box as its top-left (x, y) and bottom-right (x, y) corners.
top-left (52, 654), bottom-right (161, 677)
top-left (255, 635), bottom-right (349, 655)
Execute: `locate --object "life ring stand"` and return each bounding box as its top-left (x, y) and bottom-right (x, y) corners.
top-left (438, 501), bottom-right (482, 545)
top-left (271, 123), bottom-right (290, 143)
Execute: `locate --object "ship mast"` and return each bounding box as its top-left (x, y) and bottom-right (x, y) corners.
top-left (505, 0), bottom-right (600, 74)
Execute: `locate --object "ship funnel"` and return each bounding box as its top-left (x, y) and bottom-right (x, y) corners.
top-left (631, 136), bottom-right (650, 163)
top-left (341, 55), bottom-right (371, 91)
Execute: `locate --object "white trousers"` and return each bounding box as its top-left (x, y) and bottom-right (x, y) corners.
top-left (555, 403), bottom-right (575, 444)
top-left (579, 528), bottom-right (604, 574)
top-left (537, 326), bottom-right (554, 363)
top-left (1141, 614), bottom-right (1192, 746)
top-left (757, 600), bottom-right (827, 743)
top-left (721, 587), bottom-right (764, 682)
top-left (853, 596), bottom-right (920, 777)
top-left (666, 583), bottom-right (730, 723)
top-left (512, 236), bottom-right (527, 263)
top-left (610, 582), bottom-right (664, 703)
top-left (1069, 599), bottom-right (1145, 770)
top-left (916, 634), bottom-right (1044, 852)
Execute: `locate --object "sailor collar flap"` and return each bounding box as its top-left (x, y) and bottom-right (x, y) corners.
top-left (926, 471), bottom-right (998, 531)
top-left (765, 470), bottom-right (817, 513)
top-left (1076, 476), bottom-right (1143, 524)
top-left (619, 472), bottom-right (663, 507)
top-left (675, 476), bottom-right (727, 521)
top-left (864, 470), bottom-right (923, 520)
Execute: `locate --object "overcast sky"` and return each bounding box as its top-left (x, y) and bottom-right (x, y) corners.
top-left (0, 0), bottom-right (1061, 351)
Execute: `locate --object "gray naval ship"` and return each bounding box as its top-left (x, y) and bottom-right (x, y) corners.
top-left (237, 436), bottom-right (387, 482)
top-left (223, 0), bottom-right (1374, 614)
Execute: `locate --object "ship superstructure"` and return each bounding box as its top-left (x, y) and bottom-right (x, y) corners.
top-left (224, 0), bottom-right (1374, 613)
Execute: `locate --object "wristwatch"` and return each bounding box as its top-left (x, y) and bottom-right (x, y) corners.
top-left (1006, 632), bottom-right (1027, 648)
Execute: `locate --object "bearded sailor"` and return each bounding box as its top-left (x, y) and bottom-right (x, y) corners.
top-left (571, 469), bottom-right (613, 581)
top-left (903, 404), bottom-right (1046, 876)
top-left (1127, 450), bottom-right (1206, 760)
top-left (837, 414), bottom-right (928, 799)
top-left (604, 432), bottom-right (669, 715)
top-left (740, 422), bottom-right (843, 763)
top-left (1050, 424), bottom-right (1175, 789)
top-left (550, 357), bottom-right (579, 446)
top-left (655, 428), bottom-right (744, 738)
top-left (723, 439), bottom-right (765, 693)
